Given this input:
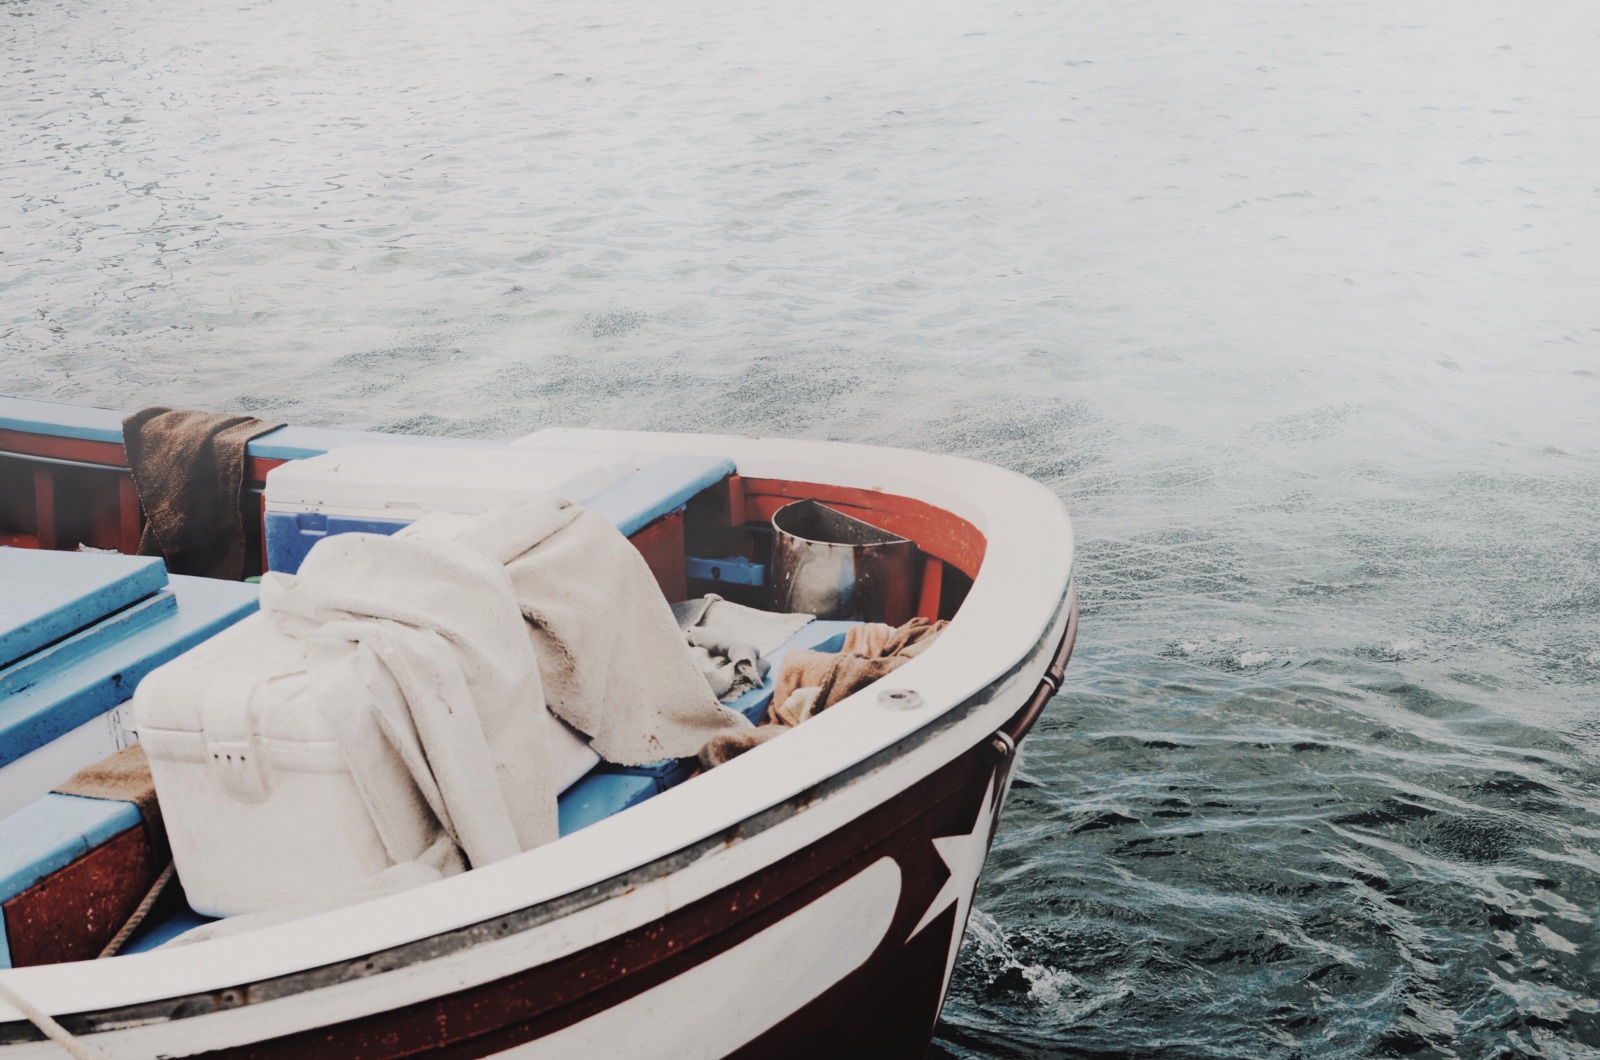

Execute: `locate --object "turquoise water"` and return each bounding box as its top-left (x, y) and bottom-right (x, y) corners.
top-left (4, 0), bottom-right (1597, 1054)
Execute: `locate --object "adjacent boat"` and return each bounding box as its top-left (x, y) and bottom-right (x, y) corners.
top-left (0, 396), bottom-right (1077, 1059)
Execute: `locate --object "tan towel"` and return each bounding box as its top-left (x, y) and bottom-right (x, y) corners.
top-left (770, 618), bottom-right (948, 711)
top-left (878, 617), bottom-right (948, 659)
top-left (700, 617), bottom-right (950, 768)
top-left (771, 687), bottom-right (824, 727)
top-left (842, 623), bottom-right (895, 658)
top-left (771, 649), bottom-right (847, 716)
top-left (122, 407), bottom-right (283, 580)
top-left (841, 617), bottom-right (947, 660)
top-left (407, 499), bottom-right (752, 766)
top-left (770, 652), bottom-right (910, 722)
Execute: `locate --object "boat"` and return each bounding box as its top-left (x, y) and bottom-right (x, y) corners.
top-left (0, 395), bottom-right (1077, 1059)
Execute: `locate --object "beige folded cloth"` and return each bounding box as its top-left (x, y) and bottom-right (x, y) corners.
top-left (674, 594), bottom-right (814, 655)
top-left (675, 594), bottom-right (814, 701)
top-left (407, 500), bottom-right (752, 766)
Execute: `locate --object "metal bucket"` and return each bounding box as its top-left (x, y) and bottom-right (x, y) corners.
top-left (771, 499), bottom-right (916, 625)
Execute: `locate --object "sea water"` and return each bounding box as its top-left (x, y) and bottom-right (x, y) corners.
top-left (3, 0), bottom-right (1596, 1054)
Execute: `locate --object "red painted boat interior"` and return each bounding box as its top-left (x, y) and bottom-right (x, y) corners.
top-left (1, 823), bottom-right (164, 967)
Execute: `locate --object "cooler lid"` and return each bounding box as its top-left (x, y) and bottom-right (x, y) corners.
top-left (262, 445), bottom-right (643, 516)
top-left (0, 549), bottom-right (168, 670)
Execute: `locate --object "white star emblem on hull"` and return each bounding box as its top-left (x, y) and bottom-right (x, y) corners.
top-left (907, 767), bottom-right (1005, 990)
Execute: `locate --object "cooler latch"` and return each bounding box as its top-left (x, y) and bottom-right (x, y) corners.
top-left (206, 736), bottom-right (270, 801)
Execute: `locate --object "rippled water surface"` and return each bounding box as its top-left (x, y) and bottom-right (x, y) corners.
top-left (4, 0), bottom-right (1598, 1054)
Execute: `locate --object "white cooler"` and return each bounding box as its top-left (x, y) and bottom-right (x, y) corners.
top-left (134, 612), bottom-right (600, 918)
top-left (263, 444), bottom-right (642, 574)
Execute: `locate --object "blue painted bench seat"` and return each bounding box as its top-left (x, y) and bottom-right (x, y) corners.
top-left (264, 452), bottom-right (737, 575)
top-left (557, 619), bottom-right (858, 835)
top-left (0, 790), bottom-right (223, 964)
top-left (0, 552), bottom-right (169, 670)
top-left (0, 574), bottom-right (260, 775)
top-left (581, 455), bottom-right (736, 539)
top-left (0, 793), bottom-right (143, 968)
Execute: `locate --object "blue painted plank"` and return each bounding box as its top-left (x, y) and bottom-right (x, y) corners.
top-left (0, 576), bottom-right (259, 769)
top-left (583, 455), bottom-right (735, 537)
top-left (0, 397), bottom-right (124, 444)
top-left (556, 773), bottom-right (658, 836)
top-left (0, 551), bottom-right (168, 670)
top-left (0, 592), bottom-right (177, 699)
top-left (248, 427), bottom-right (507, 462)
top-left (0, 794), bottom-right (140, 903)
top-left (264, 454), bottom-right (737, 574)
top-left (120, 905), bottom-right (217, 954)
top-left (0, 794), bottom-right (142, 969)
top-left (686, 555), bottom-right (766, 587)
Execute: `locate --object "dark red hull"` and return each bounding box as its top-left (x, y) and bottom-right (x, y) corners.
top-left (212, 743), bottom-right (1004, 1059)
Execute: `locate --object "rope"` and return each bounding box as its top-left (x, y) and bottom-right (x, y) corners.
top-left (0, 862), bottom-right (174, 1056)
top-left (98, 862), bottom-right (175, 960)
top-left (0, 978), bottom-right (105, 1060)
top-left (0, 861), bottom-right (175, 1055)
